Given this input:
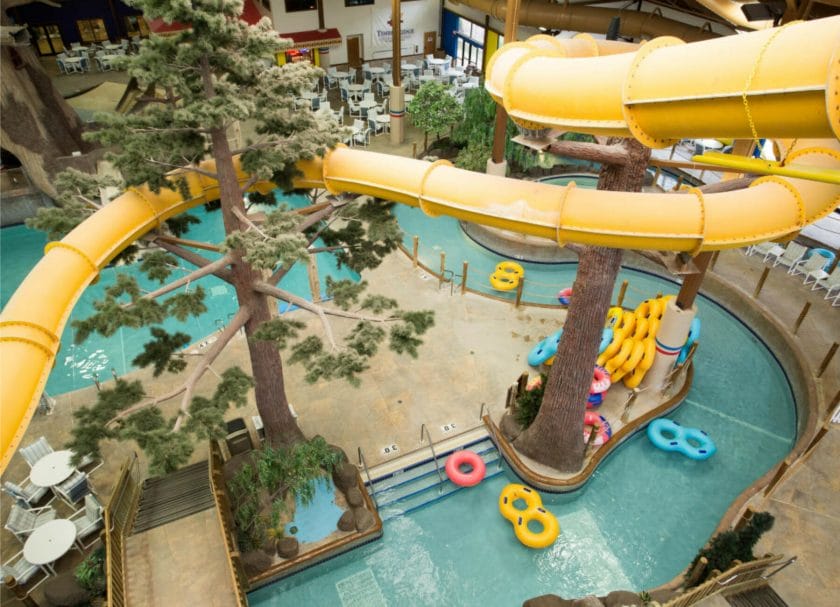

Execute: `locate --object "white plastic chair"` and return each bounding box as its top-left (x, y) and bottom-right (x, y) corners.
top-left (1, 550), bottom-right (48, 590)
top-left (70, 494), bottom-right (104, 549)
top-left (53, 470), bottom-right (90, 508)
top-left (810, 266), bottom-right (840, 294)
top-left (4, 504), bottom-right (56, 544)
top-left (790, 253), bottom-right (828, 279)
top-left (767, 242), bottom-right (807, 270)
top-left (18, 436), bottom-right (54, 468)
top-left (2, 478), bottom-right (51, 508)
top-left (352, 120), bottom-right (369, 147)
top-left (745, 242), bottom-right (777, 259)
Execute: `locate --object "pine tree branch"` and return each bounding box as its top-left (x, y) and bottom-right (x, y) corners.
top-left (111, 306), bottom-right (251, 427)
top-left (146, 159), bottom-right (218, 180)
top-left (154, 234), bottom-right (221, 253)
top-left (132, 253), bottom-right (234, 304)
top-left (154, 240), bottom-right (234, 284)
top-left (232, 206), bottom-right (271, 239)
top-left (129, 126), bottom-right (211, 135)
top-left (254, 281), bottom-right (396, 324)
top-left (257, 282), bottom-right (337, 349)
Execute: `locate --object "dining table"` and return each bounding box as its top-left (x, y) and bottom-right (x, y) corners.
top-left (30, 450), bottom-right (76, 488)
top-left (23, 519), bottom-right (77, 575)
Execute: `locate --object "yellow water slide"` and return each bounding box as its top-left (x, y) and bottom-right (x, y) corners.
top-left (2, 19), bottom-right (839, 470)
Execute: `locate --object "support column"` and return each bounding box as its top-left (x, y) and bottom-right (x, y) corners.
top-left (640, 298), bottom-right (696, 393)
top-left (390, 84), bottom-right (405, 144)
top-left (488, 0), bottom-right (521, 172)
top-left (390, 0), bottom-right (405, 144)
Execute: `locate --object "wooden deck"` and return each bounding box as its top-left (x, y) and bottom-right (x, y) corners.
top-left (124, 509), bottom-right (239, 606)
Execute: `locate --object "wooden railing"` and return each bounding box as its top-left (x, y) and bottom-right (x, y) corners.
top-left (209, 441), bottom-right (249, 606)
top-left (105, 453), bottom-right (141, 607)
top-left (662, 554), bottom-right (784, 607)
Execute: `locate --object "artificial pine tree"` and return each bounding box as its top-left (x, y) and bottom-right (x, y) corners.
top-left (30, 0), bottom-right (433, 473)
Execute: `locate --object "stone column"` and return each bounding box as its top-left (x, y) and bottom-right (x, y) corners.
top-left (640, 298), bottom-right (696, 393)
top-left (486, 158), bottom-right (507, 176)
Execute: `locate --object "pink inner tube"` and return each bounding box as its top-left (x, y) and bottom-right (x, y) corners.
top-left (557, 287), bottom-right (573, 305)
top-left (590, 366), bottom-right (611, 394)
top-left (445, 450), bottom-right (487, 487)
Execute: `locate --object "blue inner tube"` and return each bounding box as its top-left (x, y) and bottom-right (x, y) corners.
top-left (676, 317), bottom-right (701, 366)
top-left (527, 329), bottom-right (563, 366)
top-left (599, 327), bottom-right (613, 354)
top-left (647, 418), bottom-right (716, 461)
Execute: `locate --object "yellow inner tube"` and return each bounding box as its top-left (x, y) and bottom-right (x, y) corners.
top-left (489, 261), bottom-right (525, 291)
top-left (499, 483), bottom-right (560, 549)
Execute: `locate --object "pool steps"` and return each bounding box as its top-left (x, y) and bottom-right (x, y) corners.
top-left (364, 435), bottom-right (504, 522)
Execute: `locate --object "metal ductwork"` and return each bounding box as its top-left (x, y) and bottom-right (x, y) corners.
top-left (451, 0), bottom-right (732, 41)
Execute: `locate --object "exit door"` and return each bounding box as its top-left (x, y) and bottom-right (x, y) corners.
top-left (346, 35), bottom-right (362, 68)
top-left (424, 31), bottom-right (436, 56)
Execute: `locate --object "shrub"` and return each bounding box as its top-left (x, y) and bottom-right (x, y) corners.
top-left (515, 374), bottom-right (547, 429)
top-left (75, 546), bottom-right (106, 596)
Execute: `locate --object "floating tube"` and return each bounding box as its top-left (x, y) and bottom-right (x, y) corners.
top-left (676, 317), bottom-right (701, 366)
top-left (647, 418), bottom-right (716, 460)
top-left (527, 329), bottom-right (563, 367)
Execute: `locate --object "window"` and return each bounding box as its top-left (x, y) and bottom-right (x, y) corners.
top-left (31, 24), bottom-right (64, 56)
top-left (124, 16), bottom-right (150, 38)
top-left (345, 0), bottom-right (374, 5)
top-left (454, 17), bottom-right (485, 69)
top-left (77, 19), bottom-right (108, 43)
top-left (284, 0), bottom-right (316, 12)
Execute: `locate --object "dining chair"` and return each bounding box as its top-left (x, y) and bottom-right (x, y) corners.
top-left (53, 470), bottom-right (90, 508)
top-left (4, 504), bottom-right (56, 544)
top-left (2, 478), bottom-right (51, 508)
top-left (18, 436), bottom-right (54, 468)
top-left (1, 550), bottom-right (48, 591)
top-left (70, 494), bottom-right (104, 549)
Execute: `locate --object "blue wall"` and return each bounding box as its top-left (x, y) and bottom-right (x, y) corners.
top-left (441, 10), bottom-right (460, 60)
top-left (11, 0), bottom-right (142, 49)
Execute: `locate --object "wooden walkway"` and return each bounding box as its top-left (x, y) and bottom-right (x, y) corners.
top-left (124, 509), bottom-right (239, 607)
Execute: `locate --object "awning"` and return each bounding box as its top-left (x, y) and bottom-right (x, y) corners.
top-left (147, 0), bottom-right (265, 35)
top-left (277, 28), bottom-right (343, 50)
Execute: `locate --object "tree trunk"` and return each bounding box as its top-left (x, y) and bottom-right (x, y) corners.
top-left (0, 30), bottom-right (95, 197)
top-left (513, 138), bottom-right (650, 472)
top-left (209, 124), bottom-right (305, 447)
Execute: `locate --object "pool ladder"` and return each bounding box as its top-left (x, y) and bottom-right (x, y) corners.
top-left (357, 447), bottom-right (379, 511)
top-left (420, 423), bottom-right (445, 493)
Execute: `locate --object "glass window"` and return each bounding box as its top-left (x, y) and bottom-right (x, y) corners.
top-left (345, 0), bottom-right (374, 5)
top-left (471, 24), bottom-right (485, 42)
top-left (31, 24), bottom-right (64, 55)
top-left (125, 16), bottom-right (150, 38)
top-left (458, 19), bottom-right (471, 37)
top-left (77, 19), bottom-right (108, 43)
top-left (285, 0), bottom-right (316, 11)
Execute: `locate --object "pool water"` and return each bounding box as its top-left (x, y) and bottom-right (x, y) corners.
top-left (285, 478), bottom-right (344, 544)
top-left (0, 193), bottom-right (358, 396)
top-left (248, 196), bottom-right (796, 605)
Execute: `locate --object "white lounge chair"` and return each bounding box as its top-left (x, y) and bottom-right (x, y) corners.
top-left (789, 253), bottom-right (829, 279)
top-left (766, 242), bottom-right (807, 270)
top-left (810, 266), bottom-right (840, 299)
top-left (745, 242), bottom-right (777, 259)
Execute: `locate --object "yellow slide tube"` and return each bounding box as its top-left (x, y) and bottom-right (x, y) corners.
top-left (488, 17), bottom-right (840, 145)
top-left (2, 21), bottom-right (840, 470)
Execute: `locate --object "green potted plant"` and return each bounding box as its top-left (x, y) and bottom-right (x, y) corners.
top-left (75, 546), bottom-right (107, 598)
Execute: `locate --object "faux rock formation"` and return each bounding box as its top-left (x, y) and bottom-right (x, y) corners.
top-left (277, 536), bottom-right (300, 559)
top-left (241, 550), bottom-right (273, 577)
top-left (346, 486), bottom-right (364, 507)
top-left (500, 412), bottom-right (523, 441)
top-left (43, 573), bottom-right (91, 607)
top-left (522, 595), bottom-right (576, 607)
top-left (603, 590), bottom-right (643, 607)
top-left (338, 510), bottom-right (356, 531)
top-left (332, 462), bottom-right (359, 492)
top-left (352, 506), bottom-right (374, 531)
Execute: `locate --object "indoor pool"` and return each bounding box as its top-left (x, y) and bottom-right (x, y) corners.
top-left (0, 193), bottom-right (358, 396)
top-left (248, 193), bottom-right (796, 606)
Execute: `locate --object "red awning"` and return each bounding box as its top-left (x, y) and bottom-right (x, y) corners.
top-left (147, 0), bottom-right (265, 35)
top-left (277, 28), bottom-right (343, 50)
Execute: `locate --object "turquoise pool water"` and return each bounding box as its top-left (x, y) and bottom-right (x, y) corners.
top-left (285, 478), bottom-right (344, 544)
top-left (0, 194), bottom-right (358, 396)
top-left (248, 192), bottom-right (796, 605)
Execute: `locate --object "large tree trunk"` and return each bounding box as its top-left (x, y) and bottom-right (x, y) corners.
top-left (209, 125), bottom-right (305, 447)
top-left (0, 16), bottom-right (95, 197)
top-left (513, 138), bottom-right (650, 472)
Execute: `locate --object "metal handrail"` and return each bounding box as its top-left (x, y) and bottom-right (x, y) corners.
top-left (357, 447), bottom-right (379, 510)
top-left (420, 423), bottom-right (445, 493)
top-left (762, 556), bottom-right (797, 580)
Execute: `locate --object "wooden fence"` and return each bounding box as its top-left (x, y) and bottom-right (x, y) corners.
top-left (105, 453), bottom-right (141, 607)
top-left (209, 441), bottom-right (250, 606)
top-left (662, 554), bottom-right (785, 606)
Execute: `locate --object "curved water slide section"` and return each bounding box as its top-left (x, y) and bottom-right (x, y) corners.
top-left (2, 20), bottom-right (839, 471)
top-left (451, 0), bottom-right (731, 41)
top-left (486, 17), bottom-right (840, 146)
